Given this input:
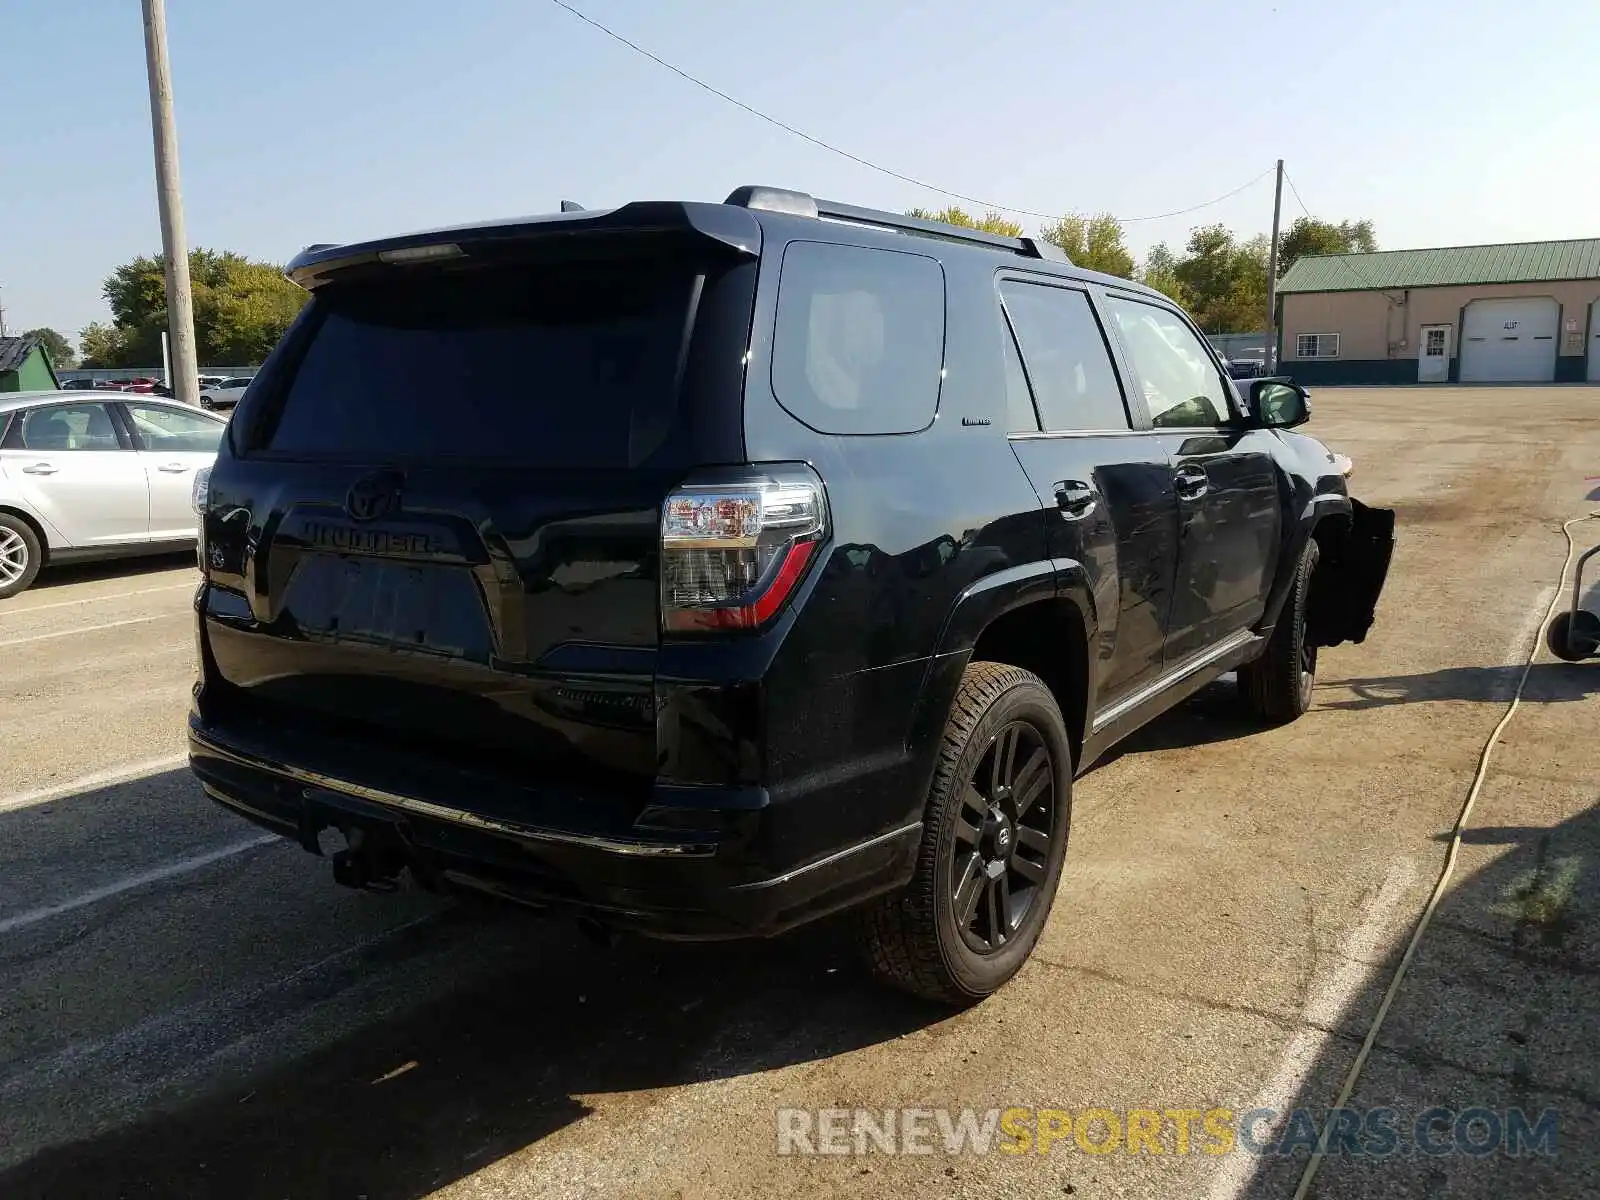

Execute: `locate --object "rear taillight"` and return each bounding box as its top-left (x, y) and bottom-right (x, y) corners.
top-left (191, 466), bottom-right (211, 515)
top-left (661, 467), bottom-right (827, 632)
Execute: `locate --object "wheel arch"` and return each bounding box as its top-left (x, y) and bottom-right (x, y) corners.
top-left (0, 504), bottom-right (52, 565)
top-left (1260, 493), bottom-right (1351, 638)
top-left (916, 561), bottom-right (1096, 770)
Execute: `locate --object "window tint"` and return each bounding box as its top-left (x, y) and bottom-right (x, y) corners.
top-left (1104, 297), bottom-right (1232, 428)
top-left (998, 282), bottom-right (1128, 431)
top-left (7, 403), bottom-right (122, 451)
top-left (262, 258), bottom-right (704, 466)
top-left (771, 242), bottom-right (945, 435)
top-left (1001, 324), bottom-right (1039, 433)
top-left (126, 402), bottom-right (225, 453)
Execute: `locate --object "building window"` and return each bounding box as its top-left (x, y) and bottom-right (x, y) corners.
top-left (1296, 333), bottom-right (1340, 359)
top-left (1425, 328), bottom-right (1447, 356)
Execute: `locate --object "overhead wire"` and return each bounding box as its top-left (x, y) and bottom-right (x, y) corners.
top-left (1282, 168), bottom-right (1399, 298)
top-left (547, 0), bottom-right (1273, 225)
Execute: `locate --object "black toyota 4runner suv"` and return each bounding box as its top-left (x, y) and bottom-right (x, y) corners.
top-left (189, 187), bottom-right (1393, 1004)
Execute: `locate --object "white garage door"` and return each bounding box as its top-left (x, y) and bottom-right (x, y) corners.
top-left (1459, 297), bottom-right (1559, 382)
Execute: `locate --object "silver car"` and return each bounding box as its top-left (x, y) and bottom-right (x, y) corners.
top-left (0, 390), bottom-right (227, 598)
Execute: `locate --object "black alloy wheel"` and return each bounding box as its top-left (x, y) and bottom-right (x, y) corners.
top-left (951, 720), bottom-right (1058, 954)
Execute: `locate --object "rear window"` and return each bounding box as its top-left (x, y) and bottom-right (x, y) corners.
top-left (770, 241), bottom-right (945, 435)
top-left (260, 259), bottom-right (703, 466)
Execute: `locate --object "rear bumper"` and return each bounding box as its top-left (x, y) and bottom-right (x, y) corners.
top-left (188, 716), bottom-right (920, 939)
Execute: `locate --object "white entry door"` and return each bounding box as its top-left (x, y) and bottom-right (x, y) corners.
top-left (1418, 324), bottom-right (1452, 382)
top-left (1588, 303), bottom-right (1600, 382)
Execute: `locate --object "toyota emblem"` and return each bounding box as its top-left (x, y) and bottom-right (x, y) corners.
top-left (344, 470), bottom-right (404, 522)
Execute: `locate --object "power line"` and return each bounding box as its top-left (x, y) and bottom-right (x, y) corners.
top-left (548, 0), bottom-right (1273, 225)
top-left (1281, 168), bottom-right (1398, 297)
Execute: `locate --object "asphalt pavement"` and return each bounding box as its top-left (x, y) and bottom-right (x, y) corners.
top-left (2, 387), bottom-right (1599, 1199)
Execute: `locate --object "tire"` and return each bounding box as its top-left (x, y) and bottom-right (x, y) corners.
top-left (859, 661), bottom-right (1073, 1005)
top-left (1546, 610), bottom-right (1600, 662)
top-left (1240, 536), bottom-right (1321, 724)
top-left (0, 513), bottom-right (43, 600)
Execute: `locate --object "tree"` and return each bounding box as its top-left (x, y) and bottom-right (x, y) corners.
top-left (22, 327), bottom-right (75, 368)
top-left (78, 322), bottom-right (132, 369)
top-left (93, 248), bottom-right (308, 367)
top-left (1277, 217), bottom-right (1377, 275)
top-left (1138, 243), bottom-right (1188, 306)
top-left (906, 206), bottom-right (1024, 237)
top-left (1038, 213), bottom-right (1135, 279)
top-left (1173, 224), bottom-right (1270, 333)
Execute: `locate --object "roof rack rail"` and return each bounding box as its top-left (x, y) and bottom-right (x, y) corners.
top-left (722, 185), bottom-right (1071, 265)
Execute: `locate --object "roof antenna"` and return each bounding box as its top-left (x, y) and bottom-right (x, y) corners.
top-left (559, 200), bottom-right (586, 213)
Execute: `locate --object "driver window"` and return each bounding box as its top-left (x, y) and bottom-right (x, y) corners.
top-left (1103, 297), bottom-right (1232, 429)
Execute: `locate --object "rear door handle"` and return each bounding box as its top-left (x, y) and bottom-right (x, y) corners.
top-left (1054, 480), bottom-right (1097, 520)
top-left (1174, 465), bottom-right (1209, 501)
top-left (156, 462), bottom-right (189, 474)
top-left (20, 462), bottom-right (57, 475)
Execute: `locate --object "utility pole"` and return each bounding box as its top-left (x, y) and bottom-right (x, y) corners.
top-left (1265, 158), bottom-right (1284, 370)
top-left (140, 0), bottom-right (200, 407)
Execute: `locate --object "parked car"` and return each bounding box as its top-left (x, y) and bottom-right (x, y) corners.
top-left (188, 187), bottom-right (1395, 1004)
top-left (199, 377), bottom-right (253, 411)
top-left (59, 378), bottom-right (100, 391)
top-left (0, 391), bottom-right (227, 597)
top-left (1227, 359), bottom-right (1267, 380)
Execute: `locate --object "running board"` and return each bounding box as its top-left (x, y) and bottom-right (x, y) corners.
top-left (1081, 630), bottom-right (1265, 769)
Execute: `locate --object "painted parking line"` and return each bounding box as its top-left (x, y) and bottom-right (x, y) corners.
top-left (0, 833), bottom-right (279, 936)
top-left (0, 753), bottom-right (189, 816)
top-left (1203, 857), bottom-right (1417, 1200)
top-left (0, 613), bottom-right (181, 649)
top-left (0, 581), bottom-right (194, 619)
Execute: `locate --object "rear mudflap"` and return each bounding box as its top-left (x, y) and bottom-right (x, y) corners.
top-left (1310, 497), bottom-right (1396, 648)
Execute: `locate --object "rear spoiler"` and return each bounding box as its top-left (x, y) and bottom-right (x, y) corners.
top-left (285, 201), bottom-right (763, 290)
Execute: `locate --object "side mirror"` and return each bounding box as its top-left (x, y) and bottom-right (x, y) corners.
top-left (1250, 379), bottom-right (1311, 429)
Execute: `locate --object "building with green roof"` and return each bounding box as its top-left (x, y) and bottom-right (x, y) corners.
top-left (1276, 238), bottom-right (1600, 385)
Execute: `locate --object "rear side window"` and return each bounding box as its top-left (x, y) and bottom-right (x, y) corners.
top-left (770, 241), bottom-right (945, 435)
top-left (260, 259), bottom-right (703, 466)
top-left (125, 402), bottom-right (225, 453)
top-left (998, 281), bottom-right (1129, 431)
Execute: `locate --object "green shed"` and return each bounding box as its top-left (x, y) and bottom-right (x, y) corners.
top-left (0, 336), bottom-right (60, 392)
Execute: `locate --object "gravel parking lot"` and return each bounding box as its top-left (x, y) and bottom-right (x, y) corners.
top-left (4, 387), bottom-right (1600, 1199)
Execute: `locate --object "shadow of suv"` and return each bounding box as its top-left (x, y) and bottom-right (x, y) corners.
top-left (188, 187), bottom-right (1395, 1005)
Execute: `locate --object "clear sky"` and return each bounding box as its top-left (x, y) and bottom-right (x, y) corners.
top-left (3, 0), bottom-right (1596, 340)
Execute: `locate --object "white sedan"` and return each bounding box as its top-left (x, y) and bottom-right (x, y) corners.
top-left (0, 390), bottom-right (227, 598)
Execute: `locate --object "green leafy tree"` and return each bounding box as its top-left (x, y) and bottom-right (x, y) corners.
top-left (22, 327), bottom-right (75, 368)
top-left (1038, 213), bottom-right (1135, 279)
top-left (77, 321), bottom-right (133, 369)
top-left (906, 206), bottom-right (1025, 237)
top-left (95, 248), bottom-right (308, 367)
top-left (1277, 217), bottom-right (1377, 275)
top-left (1138, 242), bottom-right (1188, 305)
top-left (1174, 224), bottom-right (1270, 333)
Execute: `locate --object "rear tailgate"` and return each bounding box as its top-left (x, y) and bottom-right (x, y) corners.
top-left (200, 240), bottom-right (749, 795)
